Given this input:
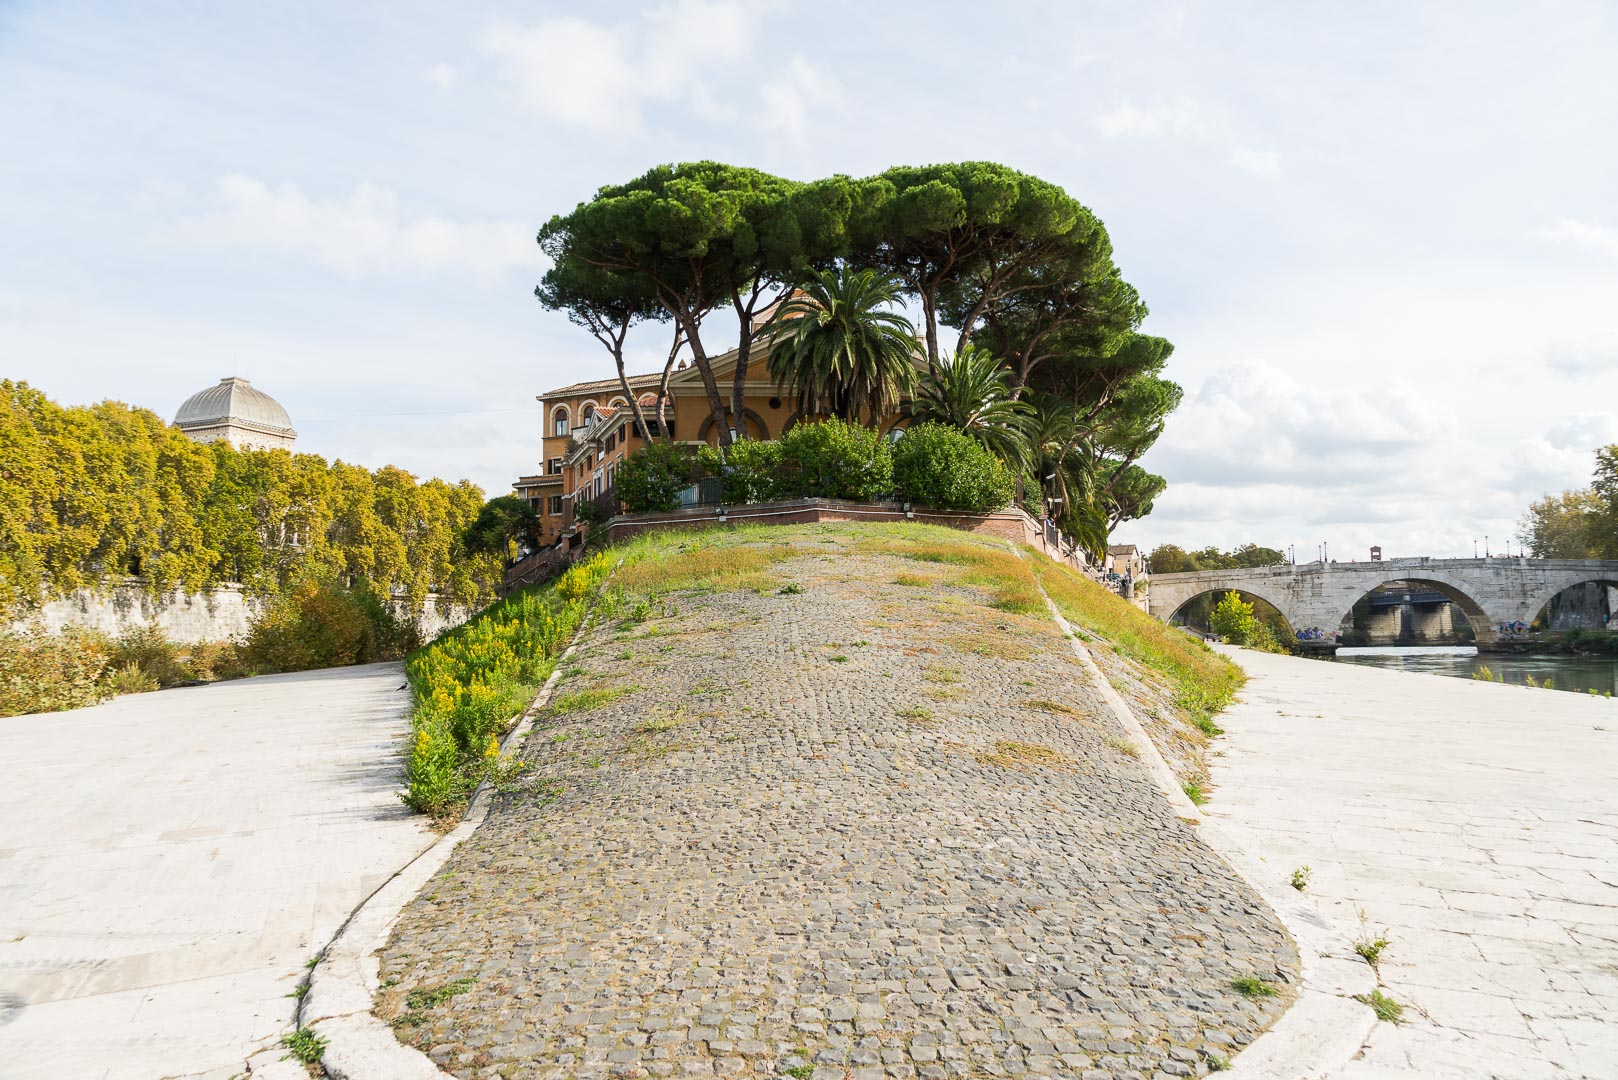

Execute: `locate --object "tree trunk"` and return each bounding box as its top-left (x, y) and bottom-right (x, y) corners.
top-left (613, 351), bottom-right (655, 450)
top-left (679, 311), bottom-right (734, 448)
top-left (654, 323), bottom-right (684, 439)
top-left (730, 320), bottom-right (753, 439)
top-left (920, 286), bottom-right (940, 374)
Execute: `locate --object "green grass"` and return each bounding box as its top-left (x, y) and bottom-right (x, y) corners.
top-left (896, 705), bottom-right (934, 723)
top-left (549, 684), bottom-right (638, 714)
top-left (281, 1027), bottom-right (327, 1064)
top-left (1231, 975), bottom-right (1277, 999)
top-left (1291, 866), bottom-right (1312, 892)
top-left (1354, 933), bottom-right (1391, 970)
top-left (1020, 548), bottom-right (1245, 732)
top-left (1183, 778), bottom-right (1210, 805)
top-left (404, 976), bottom-right (477, 1010)
top-left (1356, 989), bottom-right (1405, 1023)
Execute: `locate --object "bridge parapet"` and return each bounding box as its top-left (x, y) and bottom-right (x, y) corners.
top-left (1149, 557), bottom-right (1618, 646)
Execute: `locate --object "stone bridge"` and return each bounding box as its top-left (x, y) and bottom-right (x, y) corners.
top-left (1149, 557), bottom-right (1618, 646)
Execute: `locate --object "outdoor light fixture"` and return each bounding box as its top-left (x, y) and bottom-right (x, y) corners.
top-left (902, 501), bottom-right (914, 520)
top-left (716, 506), bottom-right (727, 524)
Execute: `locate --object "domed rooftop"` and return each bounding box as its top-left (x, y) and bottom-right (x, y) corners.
top-left (174, 376), bottom-right (295, 436)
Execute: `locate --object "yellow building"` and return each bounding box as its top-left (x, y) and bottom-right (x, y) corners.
top-left (514, 329), bottom-right (913, 549)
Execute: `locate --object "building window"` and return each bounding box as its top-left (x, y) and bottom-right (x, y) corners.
top-left (548, 457), bottom-right (563, 475)
top-left (552, 407), bottom-right (569, 437)
top-left (548, 495), bottom-right (562, 515)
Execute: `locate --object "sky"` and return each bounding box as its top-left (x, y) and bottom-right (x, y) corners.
top-left (3, 0), bottom-right (1616, 559)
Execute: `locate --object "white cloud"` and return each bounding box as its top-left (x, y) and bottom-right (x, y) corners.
top-left (1544, 411), bottom-right (1618, 452)
top-left (425, 61), bottom-right (457, 90)
top-left (172, 176), bottom-right (542, 277)
top-left (481, 2), bottom-right (806, 136)
top-left (1095, 99), bottom-right (1280, 175)
top-left (1533, 217), bottom-right (1618, 260)
top-left (1547, 334), bottom-right (1618, 376)
top-left (482, 17), bottom-right (640, 132)
top-left (1094, 100), bottom-right (1216, 140)
top-left (1228, 146), bottom-right (1281, 175)
top-left (760, 56), bottom-right (842, 145)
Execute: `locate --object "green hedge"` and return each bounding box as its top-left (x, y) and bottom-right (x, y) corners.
top-left (891, 422), bottom-right (1016, 512)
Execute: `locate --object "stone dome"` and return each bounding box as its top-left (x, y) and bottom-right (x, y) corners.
top-left (174, 376), bottom-right (296, 449)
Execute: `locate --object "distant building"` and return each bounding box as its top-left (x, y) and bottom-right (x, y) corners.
top-left (1106, 544), bottom-right (1146, 579)
top-left (517, 301), bottom-right (922, 549)
top-left (174, 376), bottom-right (297, 451)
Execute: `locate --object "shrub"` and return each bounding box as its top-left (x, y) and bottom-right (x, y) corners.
top-left (697, 439), bottom-right (784, 504)
top-left (616, 443), bottom-right (699, 513)
top-left (776, 418), bottom-right (893, 502)
top-left (0, 627), bottom-right (112, 716)
top-left (1210, 591), bottom-right (1260, 645)
top-left (107, 626), bottom-right (192, 687)
top-left (106, 661), bottom-right (159, 695)
top-left (891, 422), bottom-right (1016, 512)
top-left (243, 576), bottom-right (415, 673)
top-left (402, 551), bottom-right (613, 817)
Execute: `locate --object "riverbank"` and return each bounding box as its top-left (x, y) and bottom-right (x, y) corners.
top-left (1206, 646), bottom-right (1618, 1078)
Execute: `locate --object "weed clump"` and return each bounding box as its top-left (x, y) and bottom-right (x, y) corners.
top-left (1356, 989), bottom-right (1405, 1023)
top-left (1231, 975), bottom-right (1277, 999)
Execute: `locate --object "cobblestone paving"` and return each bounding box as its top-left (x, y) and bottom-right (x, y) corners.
top-left (379, 540), bottom-right (1298, 1079)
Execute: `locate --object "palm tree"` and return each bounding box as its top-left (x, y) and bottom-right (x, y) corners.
top-left (765, 267), bottom-right (919, 424)
top-left (910, 344), bottom-right (1034, 469)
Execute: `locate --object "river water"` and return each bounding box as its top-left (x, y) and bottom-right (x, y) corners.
top-left (1333, 646), bottom-right (1618, 696)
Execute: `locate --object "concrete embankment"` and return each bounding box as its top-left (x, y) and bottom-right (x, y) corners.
top-left (1206, 647), bottom-right (1618, 1079)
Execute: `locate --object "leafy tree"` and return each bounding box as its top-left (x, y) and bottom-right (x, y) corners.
top-left (1148, 543), bottom-right (1287, 573)
top-left (1518, 445), bottom-right (1618, 558)
top-left (891, 423), bottom-right (1016, 512)
top-left (775, 418), bottom-right (893, 501)
top-left (1099, 463), bottom-right (1167, 530)
top-left (851, 163), bottom-right (1116, 370)
top-left (463, 495), bottom-right (540, 562)
top-left (615, 443), bottom-right (699, 513)
top-left (538, 162), bottom-right (848, 445)
top-left (535, 257), bottom-right (668, 443)
top-left (765, 266), bottom-right (918, 424)
top-left (1591, 446), bottom-right (1618, 557)
top-left (909, 345), bottom-right (1032, 468)
top-left (0, 381), bottom-right (502, 615)
top-left (1210, 591), bottom-right (1260, 644)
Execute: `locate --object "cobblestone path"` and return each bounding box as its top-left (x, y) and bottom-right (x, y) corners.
top-left (379, 538), bottom-right (1297, 1079)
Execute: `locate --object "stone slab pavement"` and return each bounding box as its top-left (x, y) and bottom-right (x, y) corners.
top-left (1205, 647), bottom-right (1618, 1079)
top-left (0, 662), bottom-right (434, 1080)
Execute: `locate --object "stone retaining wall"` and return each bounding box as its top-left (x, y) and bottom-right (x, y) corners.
top-left (12, 580), bottom-right (470, 644)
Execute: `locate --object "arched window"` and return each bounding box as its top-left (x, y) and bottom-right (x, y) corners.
top-left (581, 403), bottom-right (596, 429)
top-left (552, 405), bottom-right (570, 437)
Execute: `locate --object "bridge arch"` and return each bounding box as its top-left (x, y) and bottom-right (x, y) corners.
top-left (1163, 586), bottom-right (1298, 639)
top-left (1331, 574), bottom-right (1495, 645)
top-left (1518, 574), bottom-right (1618, 632)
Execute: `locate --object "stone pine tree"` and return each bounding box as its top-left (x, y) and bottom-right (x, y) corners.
top-left (535, 259), bottom-right (668, 444)
top-left (538, 163), bottom-right (853, 446)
